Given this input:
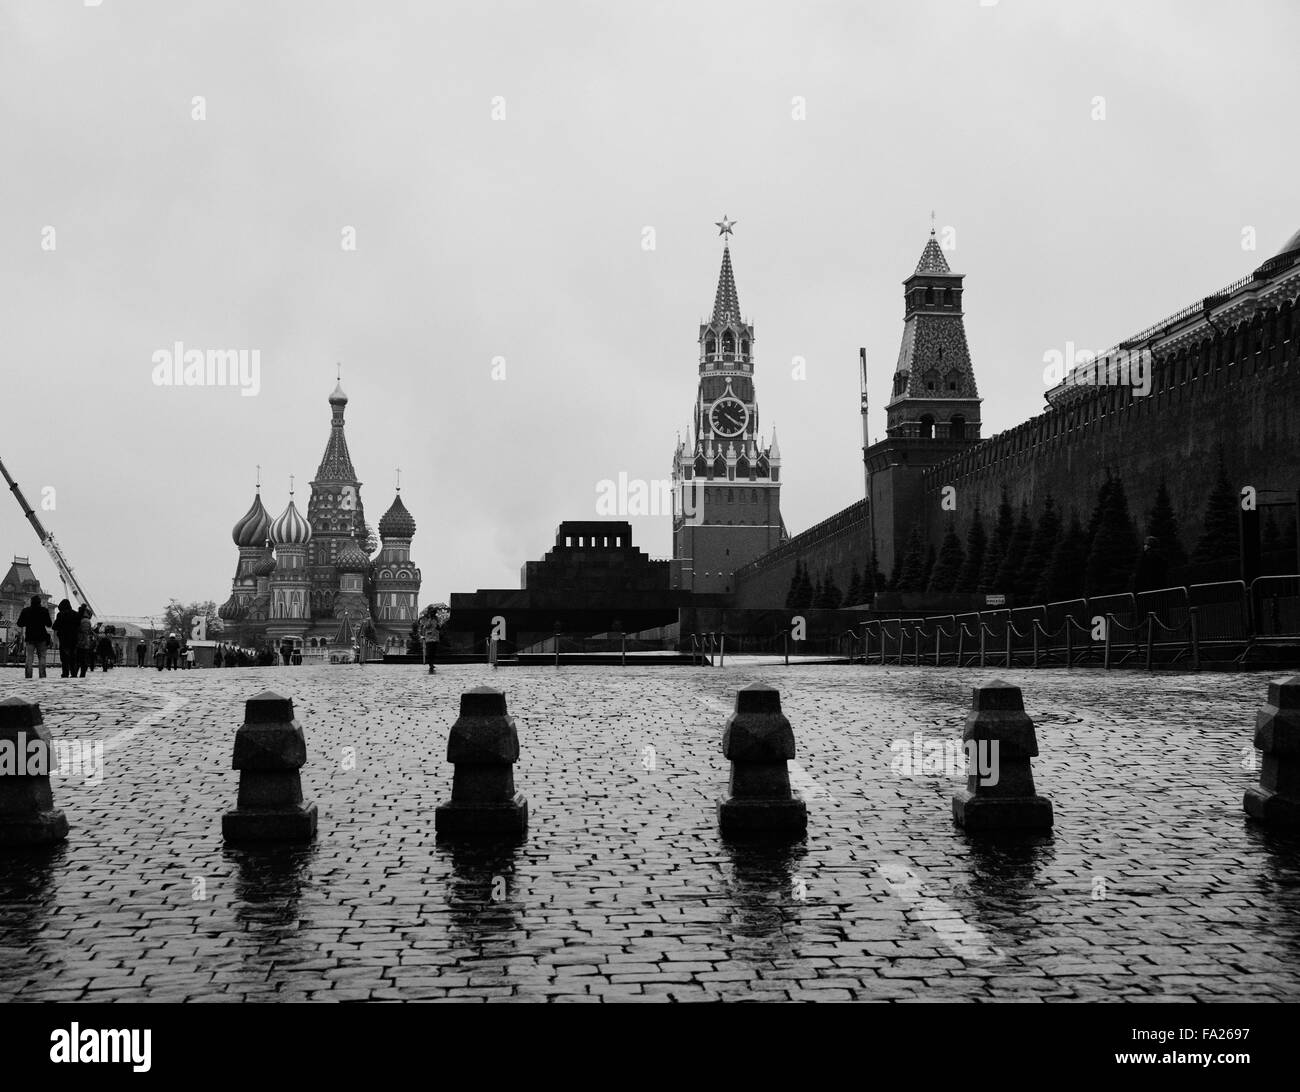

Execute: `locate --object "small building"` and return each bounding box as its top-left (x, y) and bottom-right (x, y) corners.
top-left (447, 520), bottom-right (693, 648)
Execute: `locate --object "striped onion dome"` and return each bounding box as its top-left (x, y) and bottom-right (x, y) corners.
top-left (231, 493), bottom-right (271, 547)
top-left (269, 499), bottom-right (312, 545)
top-left (336, 543), bottom-right (371, 572)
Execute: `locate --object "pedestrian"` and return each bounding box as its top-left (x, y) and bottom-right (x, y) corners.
top-left (52, 599), bottom-right (80, 678)
top-left (16, 595), bottom-right (53, 680)
top-left (185, 645), bottom-right (195, 670)
top-left (136, 640), bottom-right (146, 668)
top-left (96, 626), bottom-right (115, 672)
top-left (280, 640), bottom-right (292, 666)
top-left (154, 641), bottom-right (165, 671)
top-left (76, 605), bottom-right (94, 678)
top-left (165, 632), bottom-right (181, 671)
top-left (1132, 535), bottom-right (1170, 594)
top-left (422, 616), bottom-right (440, 675)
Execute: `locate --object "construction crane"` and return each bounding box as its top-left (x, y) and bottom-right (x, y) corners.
top-left (0, 454), bottom-right (98, 616)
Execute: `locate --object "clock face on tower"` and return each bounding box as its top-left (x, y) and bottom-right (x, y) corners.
top-left (710, 397), bottom-right (748, 437)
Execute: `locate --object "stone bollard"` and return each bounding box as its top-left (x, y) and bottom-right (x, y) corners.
top-left (718, 684), bottom-right (808, 835)
top-left (952, 679), bottom-right (1053, 831)
top-left (222, 691), bottom-right (317, 842)
top-left (0, 698), bottom-right (69, 846)
top-left (1244, 676), bottom-right (1300, 827)
top-left (435, 687), bottom-right (528, 836)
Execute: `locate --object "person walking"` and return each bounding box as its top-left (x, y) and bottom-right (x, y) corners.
top-left (96, 627), bottom-right (115, 672)
top-left (136, 640), bottom-right (146, 668)
top-left (165, 632), bottom-right (181, 671)
top-left (52, 599), bottom-right (80, 678)
top-left (76, 605), bottom-right (94, 678)
top-left (1132, 536), bottom-right (1170, 594)
top-left (16, 595), bottom-right (53, 680)
top-left (154, 641), bottom-right (165, 671)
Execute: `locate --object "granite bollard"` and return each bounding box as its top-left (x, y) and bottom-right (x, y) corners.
top-left (0, 698), bottom-right (69, 846)
top-left (718, 684), bottom-right (808, 835)
top-left (1244, 676), bottom-right (1300, 827)
top-left (221, 691), bottom-right (317, 842)
top-left (952, 680), bottom-right (1053, 831)
top-left (435, 687), bottom-right (528, 835)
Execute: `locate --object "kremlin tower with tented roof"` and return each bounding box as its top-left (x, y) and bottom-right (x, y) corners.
top-left (218, 379), bottom-right (423, 656)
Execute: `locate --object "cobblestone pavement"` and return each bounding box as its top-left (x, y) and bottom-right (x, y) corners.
top-left (1, 663), bottom-right (1298, 1002)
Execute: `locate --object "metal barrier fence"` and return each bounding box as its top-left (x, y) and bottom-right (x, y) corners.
top-left (856, 577), bottom-right (1299, 670)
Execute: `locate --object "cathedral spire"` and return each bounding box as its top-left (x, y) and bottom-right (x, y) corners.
top-left (712, 242), bottom-right (742, 323)
top-left (317, 380), bottom-right (358, 481)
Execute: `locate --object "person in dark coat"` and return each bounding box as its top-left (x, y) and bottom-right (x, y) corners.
top-left (76, 606), bottom-right (95, 677)
top-left (52, 599), bottom-right (80, 678)
top-left (16, 595), bottom-right (53, 679)
top-left (1132, 536), bottom-right (1170, 594)
top-left (96, 626), bottom-right (115, 672)
top-left (165, 632), bottom-right (181, 670)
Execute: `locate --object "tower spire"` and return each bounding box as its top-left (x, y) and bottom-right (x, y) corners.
top-left (712, 238), bottom-right (742, 322)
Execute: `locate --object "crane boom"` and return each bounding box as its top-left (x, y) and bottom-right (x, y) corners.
top-left (0, 454), bottom-right (98, 616)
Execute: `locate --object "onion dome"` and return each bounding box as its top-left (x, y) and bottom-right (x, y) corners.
top-left (379, 493), bottom-right (417, 539)
top-left (329, 380), bottom-right (348, 406)
top-left (252, 554), bottom-right (277, 578)
top-left (218, 594), bottom-right (246, 622)
top-left (336, 543), bottom-right (371, 573)
top-left (231, 493), bottom-right (271, 547)
top-left (269, 499), bottom-right (312, 545)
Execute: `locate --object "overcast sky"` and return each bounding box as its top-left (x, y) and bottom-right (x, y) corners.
top-left (1, 0), bottom-right (1295, 615)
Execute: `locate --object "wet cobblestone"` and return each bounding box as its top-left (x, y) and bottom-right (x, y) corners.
top-left (0, 663), bottom-right (1298, 1002)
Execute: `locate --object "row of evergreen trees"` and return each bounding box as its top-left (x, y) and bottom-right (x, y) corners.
top-left (785, 463), bottom-right (1295, 609)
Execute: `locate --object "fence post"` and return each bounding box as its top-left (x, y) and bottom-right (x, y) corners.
top-left (935, 624), bottom-right (941, 667)
top-left (979, 622), bottom-right (986, 668)
top-left (720, 631), bottom-right (725, 668)
top-left (1066, 619), bottom-right (1074, 666)
top-left (1190, 607), bottom-right (1201, 671)
top-left (621, 632), bottom-right (626, 667)
top-left (1104, 614), bottom-right (1113, 670)
top-left (1005, 624), bottom-right (1012, 669)
top-left (1032, 623), bottom-right (1039, 668)
top-left (1144, 613), bottom-right (1154, 672)
top-left (784, 630), bottom-right (789, 666)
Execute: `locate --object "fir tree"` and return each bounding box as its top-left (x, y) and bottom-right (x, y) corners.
top-left (1191, 460), bottom-right (1239, 567)
top-left (846, 567), bottom-right (863, 605)
top-left (896, 526), bottom-right (927, 592)
top-left (954, 506), bottom-right (987, 593)
top-left (868, 548), bottom-right (886, 597)
top-left (785, 560), bottom-right (803, 610)
top-left (979, 489), bottom-right (1015, 592)
top-left (1019, 494), bottom-right (1061, 602)
top-left (796, 564), bottom-right (815, 609)
top-left (994, 501), bottom-right (1034, 593)
top-left (824, 571), bottom-right (844, 609)
top-left (887, 550), bottom-right (903, 593)
top-left (921, 545), bottom-right (936, 593)
top-left (1144, 480), bottom-right (1189, 575)
top-left (1262, 509), bottom-right (1282, 554)
top-left (1085, 477), bottom-right (1139, 595)
top-left (1038, 510), bottom-right (1088, 603)
top-left (927, 522), bottom-right (965, 594)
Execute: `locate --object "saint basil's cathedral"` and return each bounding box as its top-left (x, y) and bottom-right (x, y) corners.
top-left (218, 380), bottom-right (422, 654)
